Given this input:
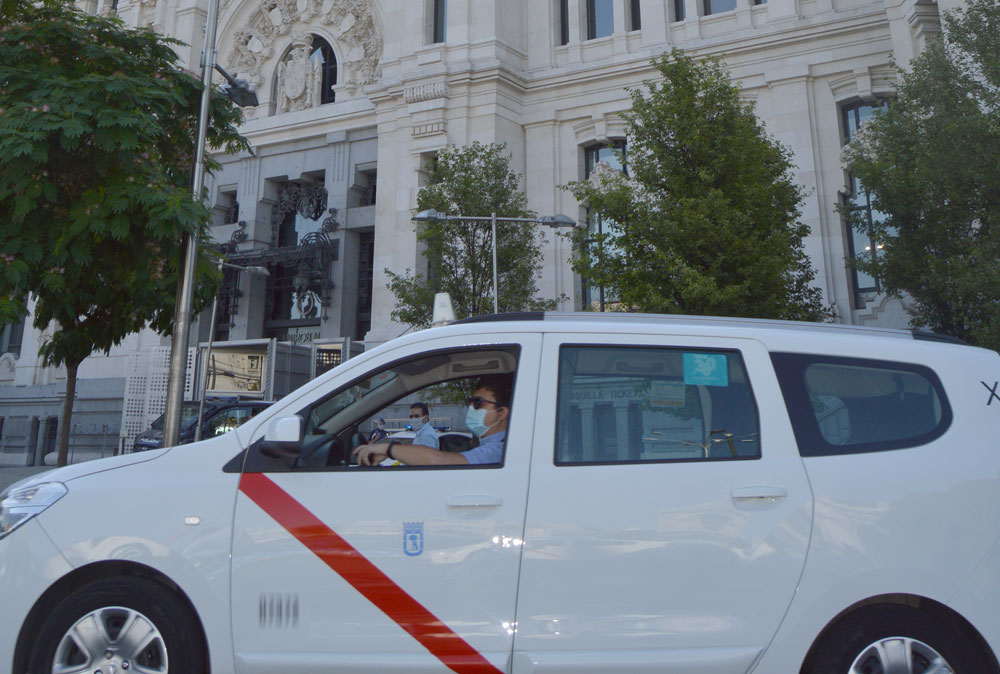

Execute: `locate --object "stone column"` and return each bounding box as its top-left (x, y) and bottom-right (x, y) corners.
top-left (639, 0), bottom-right (669, 46)
top-left (35, 417), bottom-right (53, 465)
top-left (565, 0), bottom-right (584, 62)
top-left (613, 400), bottom-right (632, 461)
top-left (612, 0), bottom-right (628, 51)
top-left (764, 67), bottom-right (843, 316)
top-left (324, 132), bottom-right (351, 340)
top-left (580, 401), bottom-right (597, 462)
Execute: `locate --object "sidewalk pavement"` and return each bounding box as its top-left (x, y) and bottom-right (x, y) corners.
top-left (0, 465), bottom-right (58, 493)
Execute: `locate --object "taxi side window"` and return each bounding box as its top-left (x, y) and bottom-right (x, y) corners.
top-left (772, 353), bottom-right (952, 456)
top-left (555, 346), bottom-right (760, 465)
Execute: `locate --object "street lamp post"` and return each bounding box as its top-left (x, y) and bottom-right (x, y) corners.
top-left (411, 209), bottom-right (576, 315)
top-left (193, 260), bottom-right (269, 442)
top-left (162, 2), bottom-right (259, 449)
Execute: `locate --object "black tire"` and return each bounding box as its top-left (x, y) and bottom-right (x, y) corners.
top-left (28, 576), bottom-right (205, 674)
top-left (804, 604), bottom-right (987, 674)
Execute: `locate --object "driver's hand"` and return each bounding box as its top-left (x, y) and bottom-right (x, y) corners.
top-left (353, 443), bottom-right (387, 466)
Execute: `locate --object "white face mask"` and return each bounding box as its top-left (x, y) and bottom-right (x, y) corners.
top-left (410, 417), bottom-right (424, 431)
top-left (466, 406), bottom-right (501, 438)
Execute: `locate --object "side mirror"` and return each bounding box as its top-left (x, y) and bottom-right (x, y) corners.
top-left (258, 416), bottom-right (304, 458)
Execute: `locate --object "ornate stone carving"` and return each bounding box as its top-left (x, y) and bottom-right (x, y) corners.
top-left (270, 182), bottom-right (329, 247)
top-left (218, 220), bottom-right (250, 256)
top-left (0, 353), bottom-right (15, 384)
top-left (225, 0), bottom-right (382, 107)
top-left (404, 82), bottom-right (448, 104)
top-left (587, 160), bottom-right (621, 186)
top-left (277, 32), bottom-right (320, 113)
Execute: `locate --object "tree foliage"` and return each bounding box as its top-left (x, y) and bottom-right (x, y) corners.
top-left (387, 142), bottom-right (556, 327)
top-left (0, 1), bottom-right (250, 463)
top-left (566, 49), bottom-right (828, 321)
top-left (843, 0), bottom-right (1000, 349)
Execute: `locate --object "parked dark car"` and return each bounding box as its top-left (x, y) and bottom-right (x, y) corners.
top-left (132, 398), bottom-right (272, 451)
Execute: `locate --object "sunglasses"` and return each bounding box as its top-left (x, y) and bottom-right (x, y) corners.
top-left (467, 396), bottom-right (498, 410)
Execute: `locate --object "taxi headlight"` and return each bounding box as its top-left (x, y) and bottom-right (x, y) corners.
top-left (0, 482), bottom-right (67, 541)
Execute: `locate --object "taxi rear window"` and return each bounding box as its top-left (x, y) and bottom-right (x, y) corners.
top-left (771, 353), bottom-right (952, 456)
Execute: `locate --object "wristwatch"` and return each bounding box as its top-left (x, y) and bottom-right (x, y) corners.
top-left (386, 441), bottom-right (396, 461)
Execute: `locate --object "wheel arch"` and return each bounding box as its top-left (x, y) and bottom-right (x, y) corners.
top-left (799, 593), bottom-right (1000, 674)
top-left (12, 560), bottom-right (211, 674)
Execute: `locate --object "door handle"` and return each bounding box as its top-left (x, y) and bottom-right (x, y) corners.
top-left (731, 486), bottom-right (788, 501)
top-left (447, 495), bottom-right (503, 509)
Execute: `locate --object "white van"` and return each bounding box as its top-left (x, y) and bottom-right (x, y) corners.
top-left (2, 313), bottom-right (999, 674)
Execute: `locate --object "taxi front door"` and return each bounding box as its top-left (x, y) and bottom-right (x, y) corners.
top-left (228, 336), bottom-right (540, 673)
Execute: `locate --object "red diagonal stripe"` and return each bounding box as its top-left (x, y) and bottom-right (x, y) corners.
top-left (239, 472), bottom-right (504, 674)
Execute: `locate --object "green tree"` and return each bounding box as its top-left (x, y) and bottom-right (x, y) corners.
top-left (0, 1), bottom-right (250, 465)
top-left (843, 0), bottom-right (1000, 349)
top-left (387, 142), bottom-right (557, 327)
top-left (566, 49), bottom-right (828, 321)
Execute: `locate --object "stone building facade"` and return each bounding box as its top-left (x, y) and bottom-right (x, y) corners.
top-left (0, 0), bottom-right (946, 464)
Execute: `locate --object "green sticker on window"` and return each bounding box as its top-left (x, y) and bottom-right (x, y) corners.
top-left (683, 353), bottom-right (728, 386)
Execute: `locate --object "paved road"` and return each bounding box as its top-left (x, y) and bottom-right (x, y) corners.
top-left (0, 465), bottom-right (58, 492)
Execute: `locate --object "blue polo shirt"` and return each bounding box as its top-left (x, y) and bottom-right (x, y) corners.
top-left (412, 422), bottom-right (440, 450)
top-left (462, 431), bottom-right (505, 465)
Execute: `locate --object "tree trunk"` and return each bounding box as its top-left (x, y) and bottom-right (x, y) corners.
top-left (55, 359), bottom-right (80, 467)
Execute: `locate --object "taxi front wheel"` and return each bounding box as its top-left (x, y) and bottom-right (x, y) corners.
top-left (803, 604), bottom-right (989, 674)
top-left (28, 576), bottom-right (205, 674)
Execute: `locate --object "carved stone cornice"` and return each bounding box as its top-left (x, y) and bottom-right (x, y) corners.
top-left (412, 122), bottom-right (446, 138)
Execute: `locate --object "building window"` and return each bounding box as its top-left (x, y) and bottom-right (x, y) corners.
top-left (629, 0), bottom-right (642, 30)
top-left (265, 262), bottom-right (324, 331)
top-left (356, 231), bottom-right (375, 340)
top-left (585, 140), bottom-right (626, 177)
top-left (263, 181), bottom-right (336, 339)
top-left (672, 0), bottom-right (686, 21)
top-left (213, 267), bottom-right (240, 342)
top-left (432, 0), bottom-right (447, 43)
top-left (559, 0), bottom-right (570, 45)
top-left (356, 168), bottom-right (377, 207)
top-left (220, 190), bottom-right (239, 225)
top-left (841, 100), bottom-right (889, 308)
top-left (704, 0), bottom-right (736, 14)
top-left (583, 141), bottom-right (626, 312)
top-left (843, 101), bottom-right (886, 144)
top-left (309, 36), bottom-right (337, 105)
top-left (587, 0), bottom-right (614, 39)
top-left (1, 314), bottom-right (25, 358)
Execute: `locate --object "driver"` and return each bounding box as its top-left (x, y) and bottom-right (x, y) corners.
top-left (353, 375), bottom-right (511, 466)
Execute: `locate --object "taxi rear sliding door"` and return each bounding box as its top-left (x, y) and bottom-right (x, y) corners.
top-left (229, 333), bottom-right (542, 673)
top-left (512, 332), bottom-right (813, 674)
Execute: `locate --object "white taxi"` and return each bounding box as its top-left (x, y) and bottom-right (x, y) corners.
top-left (2, 312), bottom-right (999, 674)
